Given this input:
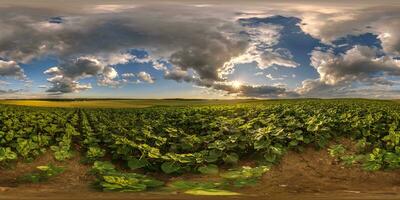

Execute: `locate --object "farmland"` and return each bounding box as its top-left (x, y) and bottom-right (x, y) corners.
top-left (0, 99), bottom-right (261, 108)
top-left (0, 99), bottom-right (400, 199)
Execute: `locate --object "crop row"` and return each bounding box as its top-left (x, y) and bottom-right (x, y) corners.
top-left (0, 100), bottom-right (399, 191)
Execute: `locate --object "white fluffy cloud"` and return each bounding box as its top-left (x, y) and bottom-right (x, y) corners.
top-left (297, 45), bottom-right (400, 96)
top-left (98, 66), bottom-right (119, 87)
top-left (312, 46), bottom-right (400, 85)
top-left (221, 24), bottom-right (298, 77)
top-left (137, 71), bottom-right (154, 84)
top-left (44, 57), bottom-right (118, 93)
top-left (299, 7), bottom-right (400, 56)
top-left (121, 71), bottom-right (155, 84)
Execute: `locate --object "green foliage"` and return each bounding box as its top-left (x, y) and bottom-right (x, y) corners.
top-left (167, 165), bottom-right (269, 195)
top-left (51, 145), bottom-right (73, 161)
top-left (223, 153), bottom-right (239, 165)
top-left (91, 161), bottom-right (164, 192)
top-left (0, 147), bottom-right (17, 162)
top-left (2, 99), bottom-right (400, 193)
top-left (100, 173), bottom-right (163, 192)
top-left (91, 161), bottom-right (117, 175)
top-left (127, 158), bottom-right (149, 170)
top-left (198, 164), bottom-right (219, 175)
top-left (18, 164), bottom-right (64, 183)
top-left (161, 162), bottom-right (181, 174)
top-left (328, 144), bottom-right (346, 158)
top-left (220, 165), bottom-right (269, 188)
top-left (86, 146), bottom-right (106, 161)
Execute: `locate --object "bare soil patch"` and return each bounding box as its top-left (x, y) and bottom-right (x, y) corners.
top-left (0, 147), bottom-right (399, 200)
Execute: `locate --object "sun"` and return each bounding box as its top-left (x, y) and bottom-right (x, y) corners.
top-left (231, 80), bottom-right (242, 89)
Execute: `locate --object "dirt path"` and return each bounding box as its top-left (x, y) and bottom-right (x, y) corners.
top-left (1, 147), bottom-right (399, 200)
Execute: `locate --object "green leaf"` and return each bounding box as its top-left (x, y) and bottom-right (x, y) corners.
top-left (223, 153), bottom-right (239, 165)
top-left (141, 178), bottom-right (164, 188)
top-left (205, 150), bottom-right (222, 163)
top-left (86, 146), bottom-right (106, 160)
top-left (127, 158), bottom-right (149, 170)
top-left (0, 147), bottom-right (17, 162)
top-left (328, 144), bottom-right (346, 158)
top-left (18, 164), bottom-right (64, 183)
top-left (161, 162), bottom-right (181, 174)
top-left (101, 175), bottom-right (147, 192)
top-left (362, 161), bottom-right (381, 171)
top-left (92, 161), bottom-right (116, 175)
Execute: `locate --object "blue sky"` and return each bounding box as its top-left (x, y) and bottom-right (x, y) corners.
top-left (0, 0), bottom-right (399, 98)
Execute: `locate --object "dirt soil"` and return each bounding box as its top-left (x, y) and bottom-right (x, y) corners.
top-left (0, 147), bottom-right (399, 200)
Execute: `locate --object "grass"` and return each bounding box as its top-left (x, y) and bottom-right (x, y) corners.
top-left (0, 99), bottom-right (261, 108)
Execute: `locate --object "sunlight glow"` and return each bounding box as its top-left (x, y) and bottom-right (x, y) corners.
top-left (231, 80), bottom-right (242, 89)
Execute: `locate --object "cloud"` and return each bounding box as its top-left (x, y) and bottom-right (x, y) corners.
top-left (296, 79), bottom-right (343, 96)
top-left (311, 45), bottom-right (400, 85)
top-left (48, 16), bottom-right (63, 24)
top-left (152, 60), bottom-right (168, 71)
top-left (298, 6), bottom-right (400, 55)
top-left (98, 66), bottom-right (119, 87)
top-left (38, 85), bottom-right (48, 89)
top-left (136, 71), bottom-right (155, 84)
top-left (296, 78), bottom-right (400, 98)
top-left (0, 60), bottom-right (26, 79)
top-left (121, 73), bottom-right (135, 78)
top-left (258, 49), bottom-right (298, 68)
top-left (121, 71), bottom-right (155, 84)
top-left (266, 74), bottom-right (283, 81)
top-left (101, 53), bottom-right (135, 66)
top-left (377, 20), bottom-right (400, 56)
top-left (209, 81), bottom-right (298, 98)
top-left (168, 30), bottom-right (247, 82)
top-left (45, 78), bottom-right (92, 94)
top-left (89, 4), bottom-right (137, 14)
top-left (0, 5), bottom-right (253, 95)
top-left (164, 67), bottom-right (192, 82)
top-left (164, 71), bottom-right (297, 98)
top-left (221, 23), bottom-right (298, 76)
top-left (44, 56), bottom-right (117, 93)
top-left (2, 2), bottom-right (399, 98)
top-left (297, 45), bottom-right (400, 96)
top-left (0, 88), bottom-right (22, 95)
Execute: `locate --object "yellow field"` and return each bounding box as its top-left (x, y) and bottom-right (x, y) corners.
top-left (0, 99), bottom-right (260, 108)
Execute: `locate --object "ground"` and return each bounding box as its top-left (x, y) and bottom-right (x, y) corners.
top-left (0, 99), bottom-right (399, 199)
top-left (1, 144), bottom-right (399, 200)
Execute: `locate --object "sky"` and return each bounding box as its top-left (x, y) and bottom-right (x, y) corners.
top-left (0, 0), bottom-right (400, 99)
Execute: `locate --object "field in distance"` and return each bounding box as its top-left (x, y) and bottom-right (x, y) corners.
top-left (0, 99), bottom-right (262, 108)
